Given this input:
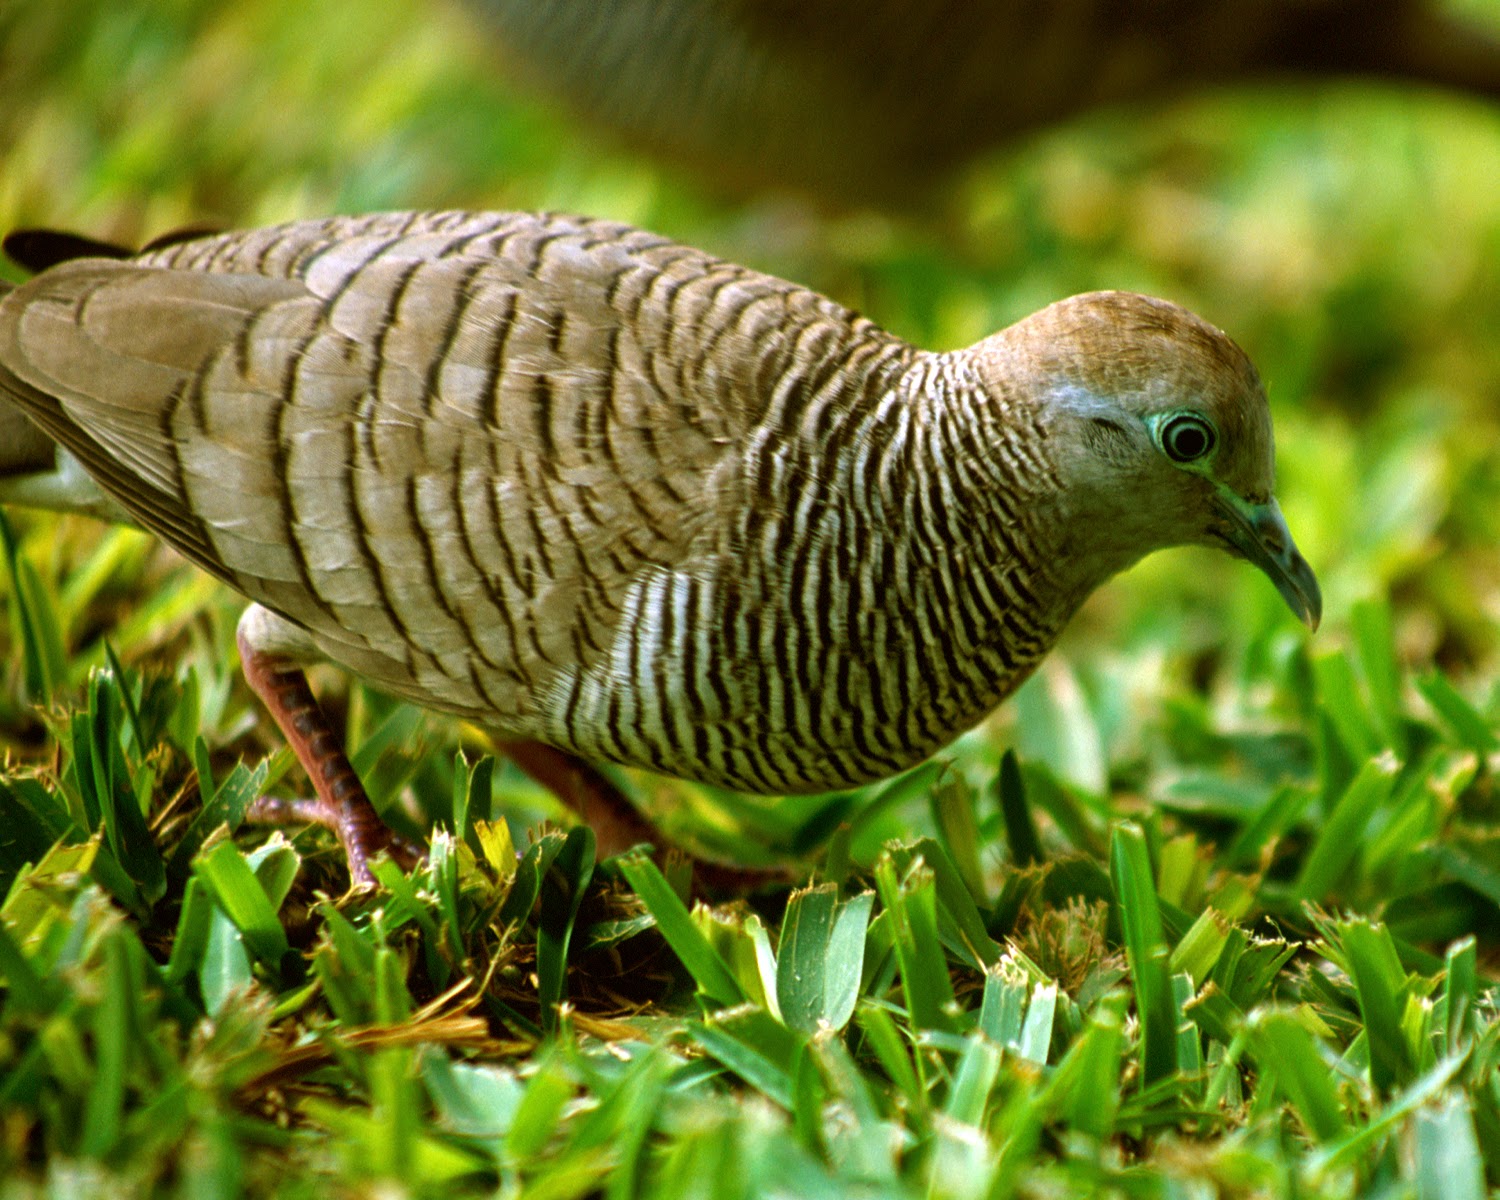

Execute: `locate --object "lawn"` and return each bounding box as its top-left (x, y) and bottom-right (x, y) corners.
top-left (2, 2), bottom-right (1500, 1196)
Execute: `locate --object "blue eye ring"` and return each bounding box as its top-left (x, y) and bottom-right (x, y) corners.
top-left (1159, 413), bottom-right (1216, 464)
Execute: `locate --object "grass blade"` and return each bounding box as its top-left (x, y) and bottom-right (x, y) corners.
top-left (537, 825), bottom-right (595, 1032)
top-left (874, 853), bottom-right (957, 1033)
top-left (997, 749), bottom-right (1043, 866)
top-left (1336, 916), bottom-right (1415, 1091)
top-left (1439, 937), bottom-right (1477, 1055)
top-left (1016, 981), bottom-right (1057, 1065)
top-left (617, 852), bottom-right (745, 1007)
top-left (0, 510), bottom-right (65, 700)
top-left (1413, 1091), bottom-right (1485, 1200)
top-left (776, 884), bottom-right (873, 1034)
top-left (1290, 752), bottom-right (1399, 903)
top-left (1044, 992), bottom-right (1126, 1138)
top-left (1415, 671), bottom-right (1498, 756)
top-left (192, 840), bottom-right (293, 974)
top-left (1245, 1009), bottom-right (1348, 1143)
top-left (1110, 822), bottom-right (1177, 1088)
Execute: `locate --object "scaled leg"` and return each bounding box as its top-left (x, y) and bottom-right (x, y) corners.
top-left (237, 605), bottom-right (418, 884)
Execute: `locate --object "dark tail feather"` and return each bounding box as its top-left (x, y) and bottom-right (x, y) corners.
top-left (3, 230), bottom-right (132, 274)
top-left (4, 225), bottom-right (220, 275)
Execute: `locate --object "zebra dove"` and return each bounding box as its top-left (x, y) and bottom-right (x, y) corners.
top-left (0, 210), bottom-right (1320, 882)
top-left (472, 0), bottom-right (1500, 204)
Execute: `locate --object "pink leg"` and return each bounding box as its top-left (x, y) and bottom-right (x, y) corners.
top-left (496, 738), bottom-right (794, 894)
top-left (495, 738), bottom-right (660, 859)
top-left (232, 609), bottom-right (785, 893)
top-left (238, 626), bottom-right (420, 885)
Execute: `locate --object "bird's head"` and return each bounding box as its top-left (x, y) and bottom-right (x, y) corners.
top-left (970, 290), bottom-right (1321, 629)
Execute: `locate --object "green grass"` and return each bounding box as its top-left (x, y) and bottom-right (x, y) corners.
top-left (3, 1), bottom-right (1500, 1195)
top-left (3, 570), bottom-right (1499, 1196)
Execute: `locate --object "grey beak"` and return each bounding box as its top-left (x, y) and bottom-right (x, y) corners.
top-left (1211, 491), bottom-right (1322, 631)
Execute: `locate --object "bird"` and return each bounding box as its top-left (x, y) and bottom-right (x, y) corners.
top-left (0, 209), bottom-right (1320, 883)
top-left (469, 0), bottom-right (1500, 205)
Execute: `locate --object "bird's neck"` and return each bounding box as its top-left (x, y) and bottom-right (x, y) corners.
top-left (744, 346), bottom-right (1099, 747)
top-left (901, 351), bottom-right (1073, 582)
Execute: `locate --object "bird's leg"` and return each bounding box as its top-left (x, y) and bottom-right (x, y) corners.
top-left (495, 738), bottom-right (794, 893)
top-left (236, 608), bottom-right (419, 885)
top-left (233, 604), bottom-right (784, 892)
top-left (493, 738), bottom-right (661, 859)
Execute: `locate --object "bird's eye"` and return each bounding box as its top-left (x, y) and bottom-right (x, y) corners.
top-left (1159, 413), bottom-right (1216, 464)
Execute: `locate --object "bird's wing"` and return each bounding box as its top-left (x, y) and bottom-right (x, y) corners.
top-left (0, 259), bottom-right (309, 576)
top-left (0, 211), bottom-right (796, 706)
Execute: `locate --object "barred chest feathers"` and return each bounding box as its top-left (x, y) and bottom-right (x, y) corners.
top-left (540, 348), bottom-right (1074, 794)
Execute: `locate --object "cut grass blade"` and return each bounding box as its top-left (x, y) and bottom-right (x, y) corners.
top-left (978, 965), bottom-right (1026, 1047)
top-left (1172, 972), bottom-right (1202, 1085)
top-left (1110, 822), bottom-right (1177, 1088)
top-left (696, 905), bottom-right (779, 1011)
top-left (1245, 1009), bottom-right (1348, 1143)
top-left (1017, 981), bottom-right (1057, 1065)
top-left (450, 750), bottom-right (494, 848)
top-left (930, 775), bottom-right (986, 902)
top-left (886, 838), bottom-right (1000, 969)
top-left (873, 852), bottom-right (958, 1034)
top-left (1438, 937), bottom-right (1477, 1055)
top-left (498, 831), bottom-right (566, 926)
top-left (776, 884), bottom-right (873, 1034)
top-left (1334, 916), bottom-right (1416, 1091)
top-left (1169, 907), bottom-right (1231, 985)
top-left (978, 964), bottom-right (1056, 1065)
top-left (1290, 752), bottom-right (1399, 903)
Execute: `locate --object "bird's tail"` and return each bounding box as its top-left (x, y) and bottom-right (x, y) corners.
top-left (0, 274), bottom-right (59, 475)
top-left (0, 394), bottom-right (125, 519)
top-left (0, 277), bottom-right (128, 516)
top-left (0, 229), bottom-right (171, 522)
top-left (0, 399), bottom-right (59, 477)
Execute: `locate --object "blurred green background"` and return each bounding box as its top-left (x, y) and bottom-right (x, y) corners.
top-left (1, 0), bottom-right (1498, 808)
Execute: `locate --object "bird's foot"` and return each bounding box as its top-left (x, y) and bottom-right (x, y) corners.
top-left (242, 792), bottom-right (423, 885)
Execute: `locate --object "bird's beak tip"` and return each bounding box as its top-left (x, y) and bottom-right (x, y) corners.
top-left (1292, 565), bottom-right (1322, 632)
top-left (1214, 490), bottom-right (1321, 633)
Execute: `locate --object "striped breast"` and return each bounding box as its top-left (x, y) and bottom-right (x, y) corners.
top-left (546, 346), bottom-right (1071, 794)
